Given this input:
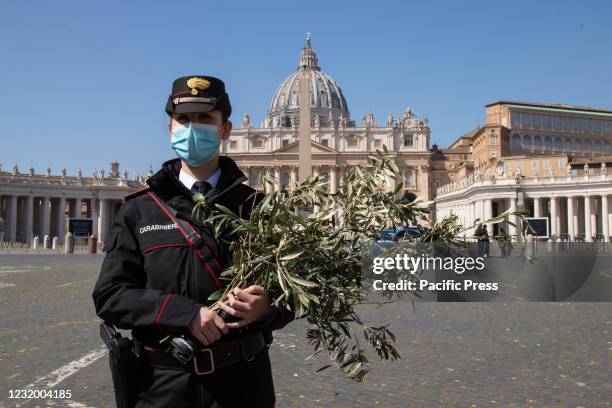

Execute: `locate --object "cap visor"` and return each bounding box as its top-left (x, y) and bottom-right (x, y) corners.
top-left (173, 102), bottom-right (216, 114)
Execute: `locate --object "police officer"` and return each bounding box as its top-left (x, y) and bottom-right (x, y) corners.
top-left (92, 75), bottom-right (293, 407)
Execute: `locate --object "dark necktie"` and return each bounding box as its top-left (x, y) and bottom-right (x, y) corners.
top-left (191, 181), bottom-right (212, 196)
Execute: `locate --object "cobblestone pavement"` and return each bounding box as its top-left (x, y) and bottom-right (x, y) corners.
top-left (0, 254), bottom-right (610, 407)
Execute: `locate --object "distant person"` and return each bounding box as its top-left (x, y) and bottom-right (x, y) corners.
top-left (475, 224), bottom-right (490, 257)
top-left (497, 227), bottom-right (513, 258)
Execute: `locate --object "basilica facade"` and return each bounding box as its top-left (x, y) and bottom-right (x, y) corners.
top-left (220, 34), bottom-right (432, 199)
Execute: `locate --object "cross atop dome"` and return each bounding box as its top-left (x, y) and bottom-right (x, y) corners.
top-left (299, 32), bottom-right (319, 70)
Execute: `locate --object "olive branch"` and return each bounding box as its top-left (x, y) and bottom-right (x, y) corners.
top-left (191, 147), bottom-right (532, 381)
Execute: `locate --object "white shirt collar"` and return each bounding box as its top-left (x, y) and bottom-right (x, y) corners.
top-left (179, 166), bottom-right (221, 191)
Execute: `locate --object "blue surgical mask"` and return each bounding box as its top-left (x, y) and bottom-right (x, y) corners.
top-left (171, 122), bottom-right (220, 166)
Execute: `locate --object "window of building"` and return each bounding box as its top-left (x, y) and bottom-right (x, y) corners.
top-left (592, 119), bottom-right (602, 133)
top-left (281, 139), bottom-right (289, 148)
top-left (403, 134), bottom-right (413, 147)
top-left (229, 140), bottom-right (237, 149)
top-left (490, 135), bottom-right (497, 145)
top-left (558, 158), bottom-right (565, 169)
top-left (374, 139), bottom-right (381, 147)
top-left (542, 115), bottom-right (552, 129)
top-left (252, 137), bottom-right (263, 148)
top-left (571, 117), bottom-right (580, 132)
top-left (553, 116), bottom-right (562, 130)
top-left (404, 168), bottom-right (414, 185)
top-left (543, 159), bottom-right (549, 170)
top-left (253, 170), bottom-right (263, 187)
top-left (531, 160), bottom-right (538, 172)
top-left (347, 136), bottom-right (358, 147)
top-left (581, 118), bottom-right (590, 133)
top-left (532, 114), bottom-right (541, 129)
top-left (321, 139), bottom-right (328, 147)
top-left (562, 116), bottom-right (572, 131)
top-left (533, 135), bottom-right (542, 151)
top-left (512, 134), bottom-right (521, 151)
top-left (520, 112), bottom-right (532, 128)
top-left (522, 134), bottom-right (532, 151)
top-left (511, 112), bottom-right (520, 128)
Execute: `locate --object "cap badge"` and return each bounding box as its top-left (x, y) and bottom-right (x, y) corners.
top-left (186, 77), bottom-right (211, 96)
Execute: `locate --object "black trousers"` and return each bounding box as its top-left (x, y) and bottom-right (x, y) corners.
top-left (133, 348), bottom-right (276, 408)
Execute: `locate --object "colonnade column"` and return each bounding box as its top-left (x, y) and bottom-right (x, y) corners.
top-left (41, 196), bottom-right (50, 238)
top-left (584, 195), bottom-right (592, 242)
top-left (602, 194), bottom-right (609, 242)
top-left (9, 195), bottom-right (17, 242)
top-left (25, 195), bottom-right (34, 244)
top-left (508, 197), bottom-right (517, 238)
top-left (550, 197), bottom-right (558, 237)
top-left (590, 197), bottom-right (598, 240)
top-left (98, 198), bottom-right (107, 243)
top-left (533, 197), bottom-right (541, 218)
top-left (483, 199), bottom-right (492, 223)
top-left (567, 196), bottom-right (575, 240)
top-left (57, 196), bottom-right (66, 243)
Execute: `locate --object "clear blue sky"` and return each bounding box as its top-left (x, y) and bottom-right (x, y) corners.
top-left (1, 0), bottom-right (611, 176)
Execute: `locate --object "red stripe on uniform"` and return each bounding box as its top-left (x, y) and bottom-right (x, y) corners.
top-left (156, 294), bottom-right (173, 327)
top-left (145, 192), bottom-right (192, 243)
top-left (142, 243), bottom-right (190, 254)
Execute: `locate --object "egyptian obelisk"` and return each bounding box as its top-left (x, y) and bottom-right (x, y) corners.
top-left (297, 33), bottom-right (313, 182)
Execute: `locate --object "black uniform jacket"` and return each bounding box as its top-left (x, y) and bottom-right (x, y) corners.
top-left (91, 155), bottom-right (293, 346)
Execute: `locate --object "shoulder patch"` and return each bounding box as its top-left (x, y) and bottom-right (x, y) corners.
top-left (123, 187), bottom-right (151, 202)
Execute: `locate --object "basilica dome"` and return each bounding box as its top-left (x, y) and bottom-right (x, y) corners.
top-left (264, 34), bottom-right (351, 128)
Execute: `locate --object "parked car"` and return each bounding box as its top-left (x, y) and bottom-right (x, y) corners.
top-left (376, 226), bottom-right (422, 242)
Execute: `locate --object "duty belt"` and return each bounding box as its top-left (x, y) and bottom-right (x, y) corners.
top-left (141, 331), bottom-right (266, 375)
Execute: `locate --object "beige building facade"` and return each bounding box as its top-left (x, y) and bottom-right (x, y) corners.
top-left (435, 101), bottom-right (612, 241)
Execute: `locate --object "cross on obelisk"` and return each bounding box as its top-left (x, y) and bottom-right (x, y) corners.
top-left (297, 49), bottom-right (312, 182)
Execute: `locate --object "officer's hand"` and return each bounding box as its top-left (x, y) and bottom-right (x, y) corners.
top-left (188, 307), bottom-right (229, 346)
top-left (217, 285), bottom-right (274, 329)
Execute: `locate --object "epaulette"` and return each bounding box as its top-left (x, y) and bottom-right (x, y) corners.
top-left (123, 187), bottom-right (151, 202)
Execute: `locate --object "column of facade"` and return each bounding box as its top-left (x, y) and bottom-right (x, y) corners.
top-left (483, 199), bottom-right (492, 224)
top-left (329, 165), bottom-right (338, 194)
top-left (289, 167), bottom-right (297, 192)
top-left (573, 197), bottom-right (580, 238)
top-left (9, 195), bottom-right (18, 242)
top-left (584, 195), bottom-right (592, 241)
top-left (550, 197), bottom-right (558, 238)
top-left (57, 196), bottom-right (66, 243)
top-left (590, 197), bottom-right (598, 240)
top-left (508, 197), bottom-right (517, 238)
top-left (273, 166), bottom-right (281, 192)
top-left (533, 197), bottom-right (541, 218)
top-left (264, 167), bottom-right (272, 194)
top-left (338, 165), bottom-right (346, 187)
top-left (98, 198), bottom-right (107, 243)
top-left (312, 165), bottom-right (319, 178)
top-left (41, 196), bottom-right (50, 239)
top-left (26, 195), bottom-right (34, 244)
top-left (567, 196), bottom-right (575, 240)
top-left (602, 194), bottom-right (609, 242)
